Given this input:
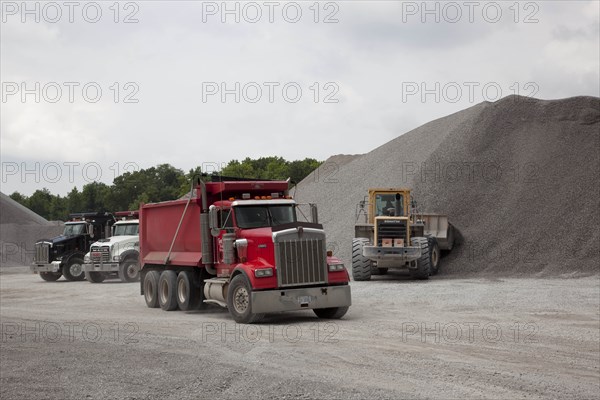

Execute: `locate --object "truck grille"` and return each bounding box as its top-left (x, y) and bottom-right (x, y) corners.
top-left (33, 243), bottom-right (50, 264)
top-left (90, 246), bottom-right (110, 262)
top-left (274, 235), bottom-right (327, 287)
top-left (376, 219), bottom-right (408, 246)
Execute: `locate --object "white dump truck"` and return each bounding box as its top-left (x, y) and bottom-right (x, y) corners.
top-left (83, 211), bottom-right (140, 283)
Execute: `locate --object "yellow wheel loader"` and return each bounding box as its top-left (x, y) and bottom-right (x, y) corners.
top-left (353, 189), bottom-right (454, 281)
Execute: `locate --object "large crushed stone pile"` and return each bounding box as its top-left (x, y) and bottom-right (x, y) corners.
top-left (296, 96), bottom-right (600, 276)
top-left (0, 192), bottom-right (64, 267)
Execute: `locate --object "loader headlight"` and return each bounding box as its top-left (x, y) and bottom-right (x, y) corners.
top-left (328, 264), bottom-right (345, 272)
top-left (254, 268), bottom-right (273, 278)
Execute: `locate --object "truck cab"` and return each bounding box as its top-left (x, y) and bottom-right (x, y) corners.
top-left (83, 212), bottom-right (140, 283)
top-left (31, 213), bottom-right (115, 282)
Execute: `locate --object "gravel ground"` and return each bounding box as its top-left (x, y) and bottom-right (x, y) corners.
top-left (1, 268), bottom-right (598, 399)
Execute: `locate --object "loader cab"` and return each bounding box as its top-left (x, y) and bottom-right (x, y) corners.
top-left (369, 189), bottom-right (411, 223)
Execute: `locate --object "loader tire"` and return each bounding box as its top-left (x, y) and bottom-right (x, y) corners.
top-left (427, 237), bottom-right (441, 275)
top-left (85, 271), bottom-right (106, 283)
top-left (158, 270), bottom-right (178, 311)
top-left (352, 238), bottom-right (372, 281)
top-left (410, 237), bottom-right (430, 280)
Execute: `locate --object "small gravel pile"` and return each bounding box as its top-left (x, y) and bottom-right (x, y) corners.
top-left (0, 192), bottom-right (64, 267)
top-left (296, 96), bottom-right (600, 277)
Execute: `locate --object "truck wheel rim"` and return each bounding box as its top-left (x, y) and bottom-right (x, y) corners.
top-left (144, 279), bottom-right (153, 301)
top-left (126, 264), bottom-right (138, 279)
top-left (233, 286), bottom-right (250, 314)
top-left (177, 279), bottom-right (187, 304)
top-left (70, 263), bottom-right (82, 276)
top-left (160, 280), bottom-right (169, 304)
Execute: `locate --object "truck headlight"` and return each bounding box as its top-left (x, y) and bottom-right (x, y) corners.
top-left (328, 264), bottom-right (345, 272)
top-left (113, 256), bottom-right (120, 262)
top-left (254, 268), bottom-right (273, 278)
top-left (84, 255), bottom-right (91, 263)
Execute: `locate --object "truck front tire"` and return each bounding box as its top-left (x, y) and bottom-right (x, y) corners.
top-left (313, 306), bottom-right (349, 319)
top-left (227, 274), bottom-right (264, 324)
top-left (143, 270), bottom-right (160, 308)
top-left (119, 260), bottom-right (140, 283)
top-left (85, 271), bottom-right (106, 283)
top-left (39, 272), bottom-right (62, 282)
top-left (158, 270), bottom-right (178, 311)
top-left (352, 238), bottom-right (372, 281)
top-left (176, 270), bottom-right (199, 311)
top-left (63, 257), bottom-right (85, 281)
top-left (410, 237), bottom-right (431, 280)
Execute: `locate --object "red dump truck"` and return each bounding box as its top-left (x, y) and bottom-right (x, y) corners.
top-left (139, 177), bottom-right (351, 323)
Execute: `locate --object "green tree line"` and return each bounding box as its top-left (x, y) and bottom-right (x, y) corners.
top-left (8, 157), bottom-right (321, 221)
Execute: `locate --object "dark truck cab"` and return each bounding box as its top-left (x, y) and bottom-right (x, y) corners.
top-left (31, 212), bottom-right (115, 281)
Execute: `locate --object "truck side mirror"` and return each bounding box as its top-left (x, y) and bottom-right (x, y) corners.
top-left (208, 206), bottom-right (220, 237)
top-left (309, 203), bottom-right (319, 224)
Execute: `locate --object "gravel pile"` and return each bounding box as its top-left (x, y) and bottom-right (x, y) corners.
top-left (0, 192), bottom-right (64, 267)
top-left (296, 96), bottom-right (600, 277)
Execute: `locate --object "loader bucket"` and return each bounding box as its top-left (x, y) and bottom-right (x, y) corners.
top-left (419, 213), bottom-right (454, 250)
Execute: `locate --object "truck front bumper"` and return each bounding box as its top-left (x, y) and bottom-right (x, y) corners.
top-left (363, 245), bottom-right (421, 264)
top-left (30, 261), bottom-right (61, 273)
top-left (83, 262), bottom-right (119, 272)
top-left (251, 284), bottom-right (351, 314)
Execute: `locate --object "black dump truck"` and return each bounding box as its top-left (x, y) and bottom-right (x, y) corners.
top-left (31, 212), bottom-right (116, 282)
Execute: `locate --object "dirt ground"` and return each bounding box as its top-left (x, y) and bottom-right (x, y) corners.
top-left (1, 267), bottom-right (598, 400)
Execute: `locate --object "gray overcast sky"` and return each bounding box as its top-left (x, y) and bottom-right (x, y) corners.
top-left (1, 0), bottom-right (598, 195)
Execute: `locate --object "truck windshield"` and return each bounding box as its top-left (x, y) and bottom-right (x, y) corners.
top-left (63, 223), bottom-right (86, 236)
top-left (113, 224), bottom-right (139, 236)
top-left (234, 205), bottom-right (296, 229)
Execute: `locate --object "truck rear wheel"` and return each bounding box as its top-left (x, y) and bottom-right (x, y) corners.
top-left (39, 272), bottom-right (62, 282)
top-left (85, 271), bottom-right (106, 283)
top-left (313, 306), bottom-right (349, 319)
top-left (143, 270), bottom-right (160, 308)
top-left (119, 260), bottom-right (140, 283)
top-left (352, 238), bottom-right (372, 281)
top-left (176, 270), bottom-right (199, 311)
top-left (227, 274), bottom-right (264, 324)
top-left (427, 237), bottom-right (440, 275)
top-left (410, 237), bottom-right (430, 280)
top-left (158, 270), bottom-right (178, 311)
top-left (63, 257), bottom-right (85, 281)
